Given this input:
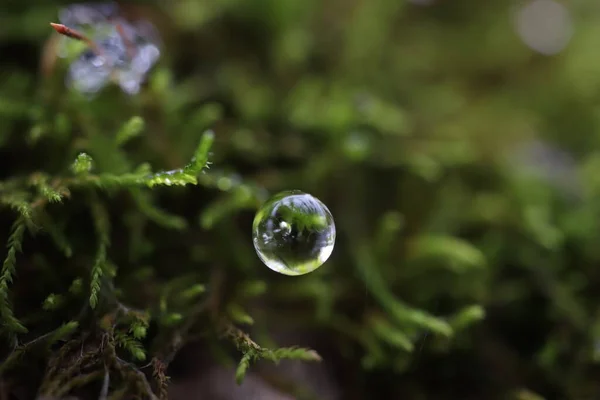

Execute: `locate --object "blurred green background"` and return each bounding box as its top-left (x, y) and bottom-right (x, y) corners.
top-left (2, 0), bottom-right (600, 399)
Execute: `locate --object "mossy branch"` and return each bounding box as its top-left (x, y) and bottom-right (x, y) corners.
top-left (235, 352), bottom-right (252, 384)
top-left (115, 116), bottom-right (144, 147)
top-left (42, 293), bottom-right (66, 311)
top-left (89, 200), bottom-right (110, 309)
top-left (54, 370), bottom-right (104, 398)
top-left (184, 129), bottom-right (214, 175)
top-left (370, 314), bottom-right (414, 352)
top-left (68, 130), bottom-right (214, 190)
top-left (115, 330), bottom-right (147, 361)
top-left (355, 244), bottom-right (453, 337)
top-left (129, 189), bottom-right (187, 230)
top-left (30, 173), bottom-right (66, 203)
top-left (38, 211), bottom-right (72, 258)
top-left (0, 218), bottom-right (28, 338)
top-left (222, 322), bottom-right (322, 384)
top-left (0, 191), bottom-right (34, 219)
top-left (0, 321), bottom-right (78, 374)
top-left (89, 244), bottom-right (107, 309)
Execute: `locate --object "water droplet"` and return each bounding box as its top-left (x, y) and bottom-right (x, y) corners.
top-left (252, 190), bottom-right (335, 276)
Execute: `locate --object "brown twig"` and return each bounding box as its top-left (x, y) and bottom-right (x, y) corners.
top-left (41, 354), bottom-right (98, 396)
top-left (105, 334), bottom-right (159, 400)
top-left (50, 23), bottom-right (104, 57)
top-left (220, 319), bottom-right (262, 352)
top-left (150, 357), bottom-right (169, 400)
top-left (54, 370), bottom-right (104, 398)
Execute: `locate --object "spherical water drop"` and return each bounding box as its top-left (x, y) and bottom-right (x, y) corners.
top-left (252, 190), bottom-right (335, 276)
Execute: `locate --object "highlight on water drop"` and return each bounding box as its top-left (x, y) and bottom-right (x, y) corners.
top-left (252, 190), bottom-right (336, 276)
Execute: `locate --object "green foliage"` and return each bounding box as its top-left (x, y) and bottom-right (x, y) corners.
top-left (227, 303), bottom-right (255, 325)
top-left (42, 293), bottom-right (65, 311)
top-left (408, 235), bottom-right (487, 272)
top-left (89, 200), bottom-right (109, 309)
top-left (115, 116), bottom-right (145, 147)
top-left (130, 318), bottom-right (149, 340)
top-left (71, 153), bottom-right (93, 175)
top-left (370, 314), bottom-right (414, 352)
top-left (39, 212), bottom-right (73, 257)
top-left (0, 100), bottom-right (217, 396)
top-left (0, 321), bottom-right (78, 374)
top-left (31, 173), bottom-right (64, 203)
top-left (130, 189), bottom-right (187, 230)
top-left (224, 323), bottom-right (321, 384)
top-left (115, 330), bottom-right (147, 361)
top-left (0, 218), bottom-right (28, 338)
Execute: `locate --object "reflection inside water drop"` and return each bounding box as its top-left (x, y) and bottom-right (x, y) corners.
top-left (252, 190), bottom-right (336, 276)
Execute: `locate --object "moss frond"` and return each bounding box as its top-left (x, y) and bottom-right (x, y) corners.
top-left (0, 218), bottom-right (28, 338)
top-left (227, 304), bottom-right (254, 326)
top-left (223, 322), bottom-right (321, 385)
top-left (39, 211), bottom-right (72, 258)
top-left (184, 129), bottom-right (215, 175)
top-left (115, 330), bottom-right (147, 361)
top-left (129, 189), bottom-right (187, 230)
top-left (30, 173), bottom-right (65, 203)
top-left (370, 315), bottom-right (414, 352)
top-left (129, 318), bottom-right (149, 340)
top-left (115, 116), bottom-right (144, 147)
top-left (71, 152), bottom-right (94, 175)
top-left (269, 346), bottom-right (322, 363)
top-left (42, 293), bottom-right (65, 311)
top-left (89, 200), bottom-right (110, 309)
top-left (0, 192), bottom-right (33, 219)
top-left (0, 321), bottom-right (78, 374)
top-left (355, 244), bottom-right (453, 338)
top-left (235, 352), bottom-right (252, 384)
top-left (89, 244), bottom-right (106, 309)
